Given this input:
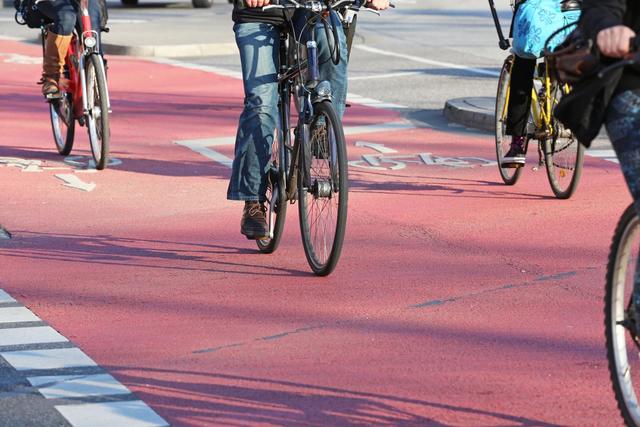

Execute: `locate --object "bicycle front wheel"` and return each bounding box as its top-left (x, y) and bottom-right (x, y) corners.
top-left (49, 90), bottom-right (75, 155)
top-left (85, 54), bottom-right (110, 170)
top-left (257, 128), bottom-right (288, 254)
top-left (495, 55), bottom-right (522, 185)
top-left (298, 101), bottom-right (348, 276)
top-left (606, 203), bottom-right (640, 427)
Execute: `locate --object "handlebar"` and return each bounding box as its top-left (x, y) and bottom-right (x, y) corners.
top-left (262, 0), bottom-right (394, 13)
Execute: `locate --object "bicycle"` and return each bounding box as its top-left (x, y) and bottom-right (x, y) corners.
top-left (490, 0), bottom-right (584, 199)
top-left (600, 43), bottom-right (640, 426)
top-left (606, 203), bottom-right (640, 427)
top-left (255, 0), bottom-right (381, 276)
top-left (39, 0), bottom-right (111, 170)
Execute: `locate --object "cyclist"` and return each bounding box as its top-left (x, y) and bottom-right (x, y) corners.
top-left (36, 0), bottom-right (105, 98)
top-left (502, 0), bottom-right (581, 167)
top-left (229, 0), bottom-right (389, 240)
top-left (582, 0), bottom-right (640, 208)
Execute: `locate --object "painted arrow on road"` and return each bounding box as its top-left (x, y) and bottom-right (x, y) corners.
top-left (54, 174), bottom-right (96, 192)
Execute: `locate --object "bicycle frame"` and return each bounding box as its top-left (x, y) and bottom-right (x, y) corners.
top-left (502, 58), bottom-right (558, 140)
top-left (62, 0), bottom-right (110, 119)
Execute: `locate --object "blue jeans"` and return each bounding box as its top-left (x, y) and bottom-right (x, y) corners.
top-left (227, 12), bottom-right (348, 202)
top-left (606, 89), bottom-right (640, 316)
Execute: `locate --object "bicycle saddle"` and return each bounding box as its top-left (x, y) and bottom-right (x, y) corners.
top-left (561, 0), bottom-right (581, 11)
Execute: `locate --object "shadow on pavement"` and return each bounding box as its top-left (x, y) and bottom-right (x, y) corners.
top-left (108, 367), bottom-right (565, 427)
top-left (0, 231), bottom-right (312, 277)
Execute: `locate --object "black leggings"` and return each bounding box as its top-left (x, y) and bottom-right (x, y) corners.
top-left (506, 55), bottom-right (536, 137)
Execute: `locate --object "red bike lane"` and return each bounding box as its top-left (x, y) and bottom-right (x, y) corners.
top-left (0, 38), bottom-right (631, 425)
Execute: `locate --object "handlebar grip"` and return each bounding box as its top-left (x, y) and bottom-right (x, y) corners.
top-left (630, 36), bottom-right (640, 53)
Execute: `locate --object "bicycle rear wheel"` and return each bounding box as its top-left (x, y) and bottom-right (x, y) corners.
top-left (495, 55), bottom-right (522, 185)
top-left (49, 90), bottom-right (75, 156)
top-left (257, 129), bottom-right (288, 254)
top-left (298, 101), bottom-right (347, 276)
top-left (606, 203), bottom-right (640, 427)
top-left (544, 85), bottom-right (584, 199)
top-left (85, 54), bottom-right (110, 170)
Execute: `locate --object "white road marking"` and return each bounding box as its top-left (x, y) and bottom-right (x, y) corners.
top-left (344, 121), bottom-right (417, 135)
top-left (0, 327), bottom-right (67, 347)
top-left (349, 71), bottom-right (423, 81)
top-left (151, 58), bottom-right (411, 110)
top-left (346, 93), bottom-right (408, 110)
top-left (151, 57), bottom-right (243, 80)
top-left (2, 348), bottom-right (97, 371)
top-left (587, 149), bottom-right (619, 164)
top-left (0, 52), bottom-right (41, 65)
top-left (54, 174), bottom-right (97, 192)
top-left (0, 307), bottom-right (40, 324)
top-left (28, 374), bottom-right (131, 399)
top-left (353, 45), bottom-right (500, 78)
top-left (355, 141), bottom-right (398, 154)
top-left (175, 136), bottom-right (235, 167)
top-left (176, 121), bottom-right (415, 167)
top-left (0, 289), bottom-right (16, 304)
top-left (55, 401), bottom-right (169, 427)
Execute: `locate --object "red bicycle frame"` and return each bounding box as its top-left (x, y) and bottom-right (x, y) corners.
top-left (64, 0), bottom-right (99, 119)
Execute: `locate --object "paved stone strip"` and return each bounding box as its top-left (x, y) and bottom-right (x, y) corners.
top-left (0, 289), bottom-right (169, 427)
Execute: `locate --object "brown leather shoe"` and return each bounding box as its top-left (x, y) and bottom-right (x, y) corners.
top-left (240, 202), bottom-right (268, 240)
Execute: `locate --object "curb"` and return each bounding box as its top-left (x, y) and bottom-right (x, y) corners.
top-left (443, 97), bottom-right (494, 132)
top-left (102, 42), bottom-right (237, 58)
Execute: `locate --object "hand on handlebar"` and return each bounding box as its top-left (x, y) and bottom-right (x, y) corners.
top-left (366, 0), bottom-right (390, 10)
top-left (246, 0), bottom-right (271, 7)
top-left (597, 25), bottom-right (637, 58)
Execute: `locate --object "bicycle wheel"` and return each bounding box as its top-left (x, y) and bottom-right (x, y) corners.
top-left (49, 90), bottom-right (75, 156)
top-left (544, 84), bottom-right (584, 199)
top-left (606, 204), bottom-right (640, 427)
top-left (257, 129), bottom-right (288, 254)
top-left (85, 54), bottom-right (110, 170)
top-left (297, 101), bottom-right (347, 276)
top-left (495, 55), bottom-right (523, 185)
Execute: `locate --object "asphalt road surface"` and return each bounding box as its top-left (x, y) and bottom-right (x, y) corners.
top-left (0, 1), bottom-right (632, 426)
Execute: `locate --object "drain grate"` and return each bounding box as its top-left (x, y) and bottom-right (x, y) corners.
top-left (0, 226), bottom-right (12, 240)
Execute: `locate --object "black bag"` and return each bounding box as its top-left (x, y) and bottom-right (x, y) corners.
top-left (14, 0), bottom-right (52, 29)
top-left (554, 66), bottom-right (623, 147)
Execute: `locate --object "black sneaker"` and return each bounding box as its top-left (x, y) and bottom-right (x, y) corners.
top-left (501, 136), bottom-right (526, 168)
top-left (240, 202), bottom-right (268, 240)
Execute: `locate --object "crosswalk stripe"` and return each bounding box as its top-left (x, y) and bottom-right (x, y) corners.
top-left (1, 348), bottom-right (97, 371)
top-left (0, 289), bottom-right (16, 304)
top-left (28, 374), bottom-right (132, 399)
top-left (0, 326), bottom-right (67, 347)
top-left (55, 401), bottom-right (169, 427)
top-left (0, 288), bottom-right (170, 427)
top-left (0, 306), bottom-right (40, 323)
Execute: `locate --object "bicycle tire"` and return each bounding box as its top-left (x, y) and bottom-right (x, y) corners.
top-left (85, 54), bottom-right (110, 170)
top-left (257, 129), bottom-right (288, 254)
top-left (49, 91), bottom-right (75, 156)
top-left (495, 55), bottom-right (523, 186)
top-left (544, 85), bottom-right (584, 199)
top-left (606, 203), bottom-right (640, 427)
top-left (297, 100), bottom-right (347, 276)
